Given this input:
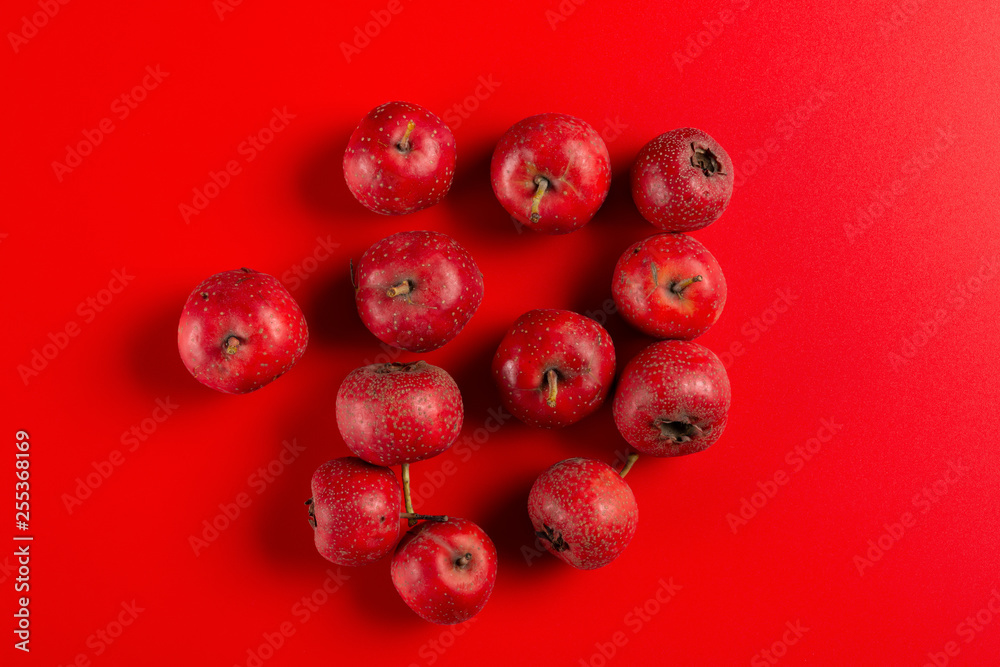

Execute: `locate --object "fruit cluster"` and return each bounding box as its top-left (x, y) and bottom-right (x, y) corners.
top-left (176, 101), bottom-right (735, 625)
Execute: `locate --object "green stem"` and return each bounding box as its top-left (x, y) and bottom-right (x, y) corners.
top-left (619, 453), bottom-right (639, 478)
top-left (401, 463), bottom-right (416, 526)
top-left (530, 177), bottom-right (548, 223)
top-left (671, 275), bottom-right (703, 294)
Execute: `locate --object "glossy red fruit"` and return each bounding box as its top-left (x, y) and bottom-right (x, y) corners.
top-left (492, 309), bottom-right (615, 428)
top-left (631, 128), bottom-right (733, 232)
top-left (528, 457), bottom-right (638, 570)
top-left (336, 361), bottom-right (464, 466)
top-left (177, 268), bottom-right (308, 394)
top-left (390, 517), bottom-right (497, 625)
top-left (612, 233), bottom-right (727, 340)
top-left (491, 113), bottom-right (611, 234)
top-left (308, 457), bottom-right (402, 566)
top-left (613, 340), bottom-right (731, 457)
top-left (343, 101), bottom-right (456, 215)
top-left (353, 230), bottom-right (484, 352)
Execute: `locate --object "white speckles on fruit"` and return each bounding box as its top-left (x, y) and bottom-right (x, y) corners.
top-left (527, 458), bottom-right (638, 569)
top-left (311, 457), bottom-right (402, 566)
top-left (177, 269), bottom-right (309, 394)
top-left (354, 230), bottom-right (484, 352)
top-left (390, 517), bottom-right (497, 624)
top-left (343, 101), bottom-right (457, 215)
top-left (490, 113), bottom-right (611, 234)
top-left (492, 309), bottom-right (616, 428)
top-left (612, 340), bottom-right (731, 457)
top-left (631, 128), bottom-right (733, 232)
top-left (612, 232), bottom-right (727, 340)
top-left (336, 361), bottom-right (464, 466)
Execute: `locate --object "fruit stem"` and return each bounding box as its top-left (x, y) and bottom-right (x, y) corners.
top-left (619, 453), bottom-right (639, 478)
top-left (386, 281), bottom-right (411, 298)
top-left (530, 176), bottom-right (548, 223)
top-left (401, 463), bottom-right (416, 526)
top-left (545, 369), bottom-right (558, 408)
top-left (225, 336), bottom-right (240, 355)
top-left (400, 512), bottom-right (449, 522)
top-left (398, 120), bottom-right (416, 152)
top-left (671, 275), bottom-right (703, 294)
top-left (455, 552), bottom-right (473, 568)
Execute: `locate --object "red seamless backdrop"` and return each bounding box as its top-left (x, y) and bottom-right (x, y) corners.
top-left (4, 0), bottom-right (1000, 665)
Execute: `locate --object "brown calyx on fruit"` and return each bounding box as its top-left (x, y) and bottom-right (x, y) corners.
top-left (305, 498), bottom-right (316, 528)
top-left (530, 176), bottom-right (549, 223)
top-left (544, 369), bottom-right (559, 408)
top-left (690, 143), bottom-right (726, 177)
top-left (536, 524), bottom-right (569, 552)
top-left (655, 419), bottom-right (704, 443)
top-left (670, 275), bottom-right (703, 294)
top-left (375, 361), bottom-right (424, 374)
top-left (224, 336), bottom-right (242, 355)
top-left (397, 120), bottom-right (416, 153)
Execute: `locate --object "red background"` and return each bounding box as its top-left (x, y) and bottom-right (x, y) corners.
top-left (4, 0), bottom-right (1000, 665)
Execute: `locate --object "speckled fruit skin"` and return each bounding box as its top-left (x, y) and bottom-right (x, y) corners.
top-left (492, 309), bottom-right (616, 428)
top-left (612, 233), bottom-right (727, 340)
top-left (490, 113), bottom-right (611, 234)
top-left (528, 458), bottom-right (638, 570)
top-left (354, 230), bottom-right (484, 352)
top-left (177, 268), bottom-right (308, 394)
top-left (308, 457), bottom-right (402, 567)
top-left (343, 101), bottom-right (456, 215)
top-left (336, 361), bottom-right (464, 466)
top-left (631, 128), bottom-right (733, 232)
top-left (390, 517), bottom-right (497, 625)
top-left (613, 340), bottom-right (731, 457)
